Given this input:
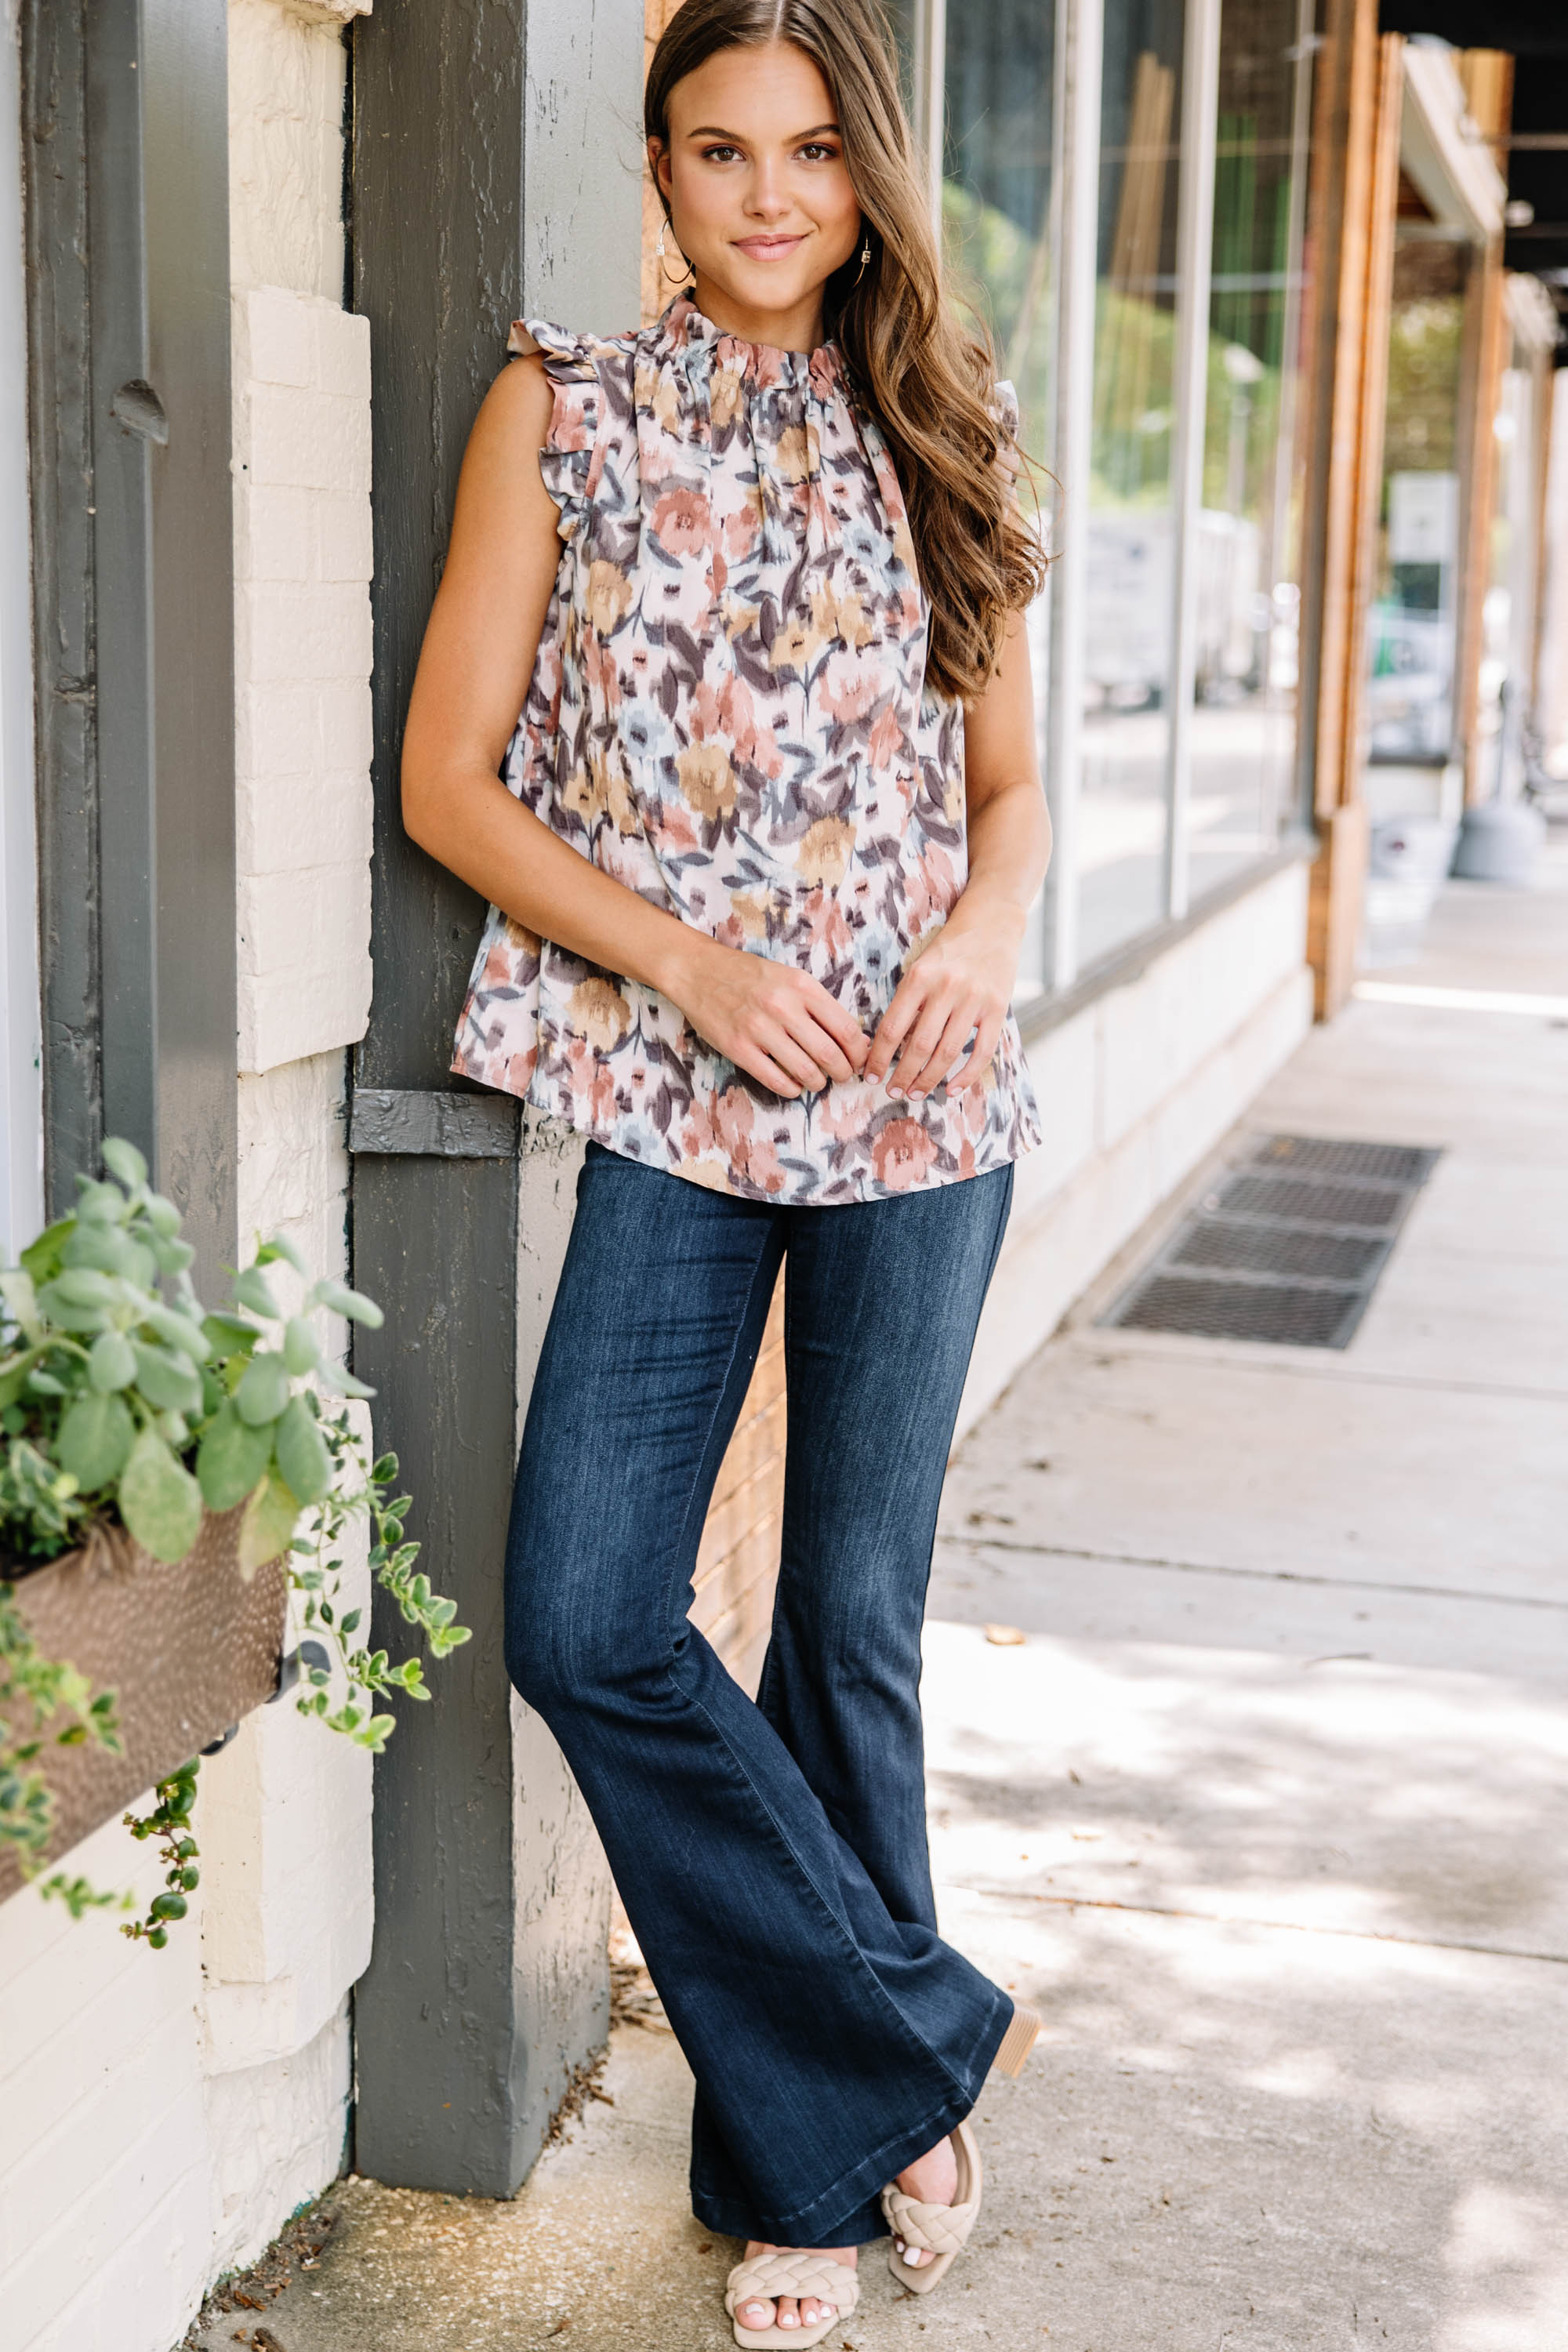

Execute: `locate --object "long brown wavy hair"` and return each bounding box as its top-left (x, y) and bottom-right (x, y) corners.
top-left (644, 0), bottom-right (1047, 705)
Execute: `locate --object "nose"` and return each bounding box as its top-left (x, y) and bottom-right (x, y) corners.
top-left (743, 154), bottom-right (790, 221)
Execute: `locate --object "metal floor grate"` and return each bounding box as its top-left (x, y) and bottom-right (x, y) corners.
top-left (1102, 1134), bottom-right (1442, 1350)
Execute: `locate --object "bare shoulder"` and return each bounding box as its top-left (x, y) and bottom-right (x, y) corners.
top-left (452, 355), bottom-right (557, 540)
top-left (470, 353), bottom-right (554, 453)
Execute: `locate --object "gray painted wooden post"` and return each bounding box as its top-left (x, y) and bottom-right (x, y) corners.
top-left (24, 0), bottom-right (238, 1287)
top-left (349, 0), bottom-right (643, 2196)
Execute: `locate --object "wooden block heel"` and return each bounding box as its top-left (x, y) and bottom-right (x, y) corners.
top-left (991, 2001), bottom-right (1042, 2078)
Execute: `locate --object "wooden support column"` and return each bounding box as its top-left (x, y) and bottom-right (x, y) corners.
top-left (1298, 0), bottom-right (1403, 1019)
top-left (1454, 51), bottom-right (1514, 805)
top-left (350, 0), bottom-right (644, 2200)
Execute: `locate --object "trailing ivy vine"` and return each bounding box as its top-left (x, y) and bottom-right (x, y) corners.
top-left (0, 1141), bottom-right (470, 1941)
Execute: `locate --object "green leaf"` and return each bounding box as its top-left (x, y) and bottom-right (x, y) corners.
top-left (202, 1311), bottom-right (260, 1355)
top-left (149, 1236), bottom-right (195, 1276)
top-left (74, 1178), bottom-right (127, 1225)
top-left (88, 1330), bottom-right (138, 1392)
top-left (314, 1360), bottom-right (376, 1402)
top-left (56, 1393), bottom-right (136, 1490)
top-left (63, 1225), bottom-right (156, 1288)
top-left (239, 1470), bottom-right (299, 1575)
top-left (282, 1316), bottom-right (318, 1376)
top-left (274, 1393), bottom-right (331, 1508)
top-left (311, 1278), bottom-right (385, 1330)
top-left (233, 1265), bottom-right (283, 1320)
top-left (30, 1290), bottom-right (110, 1334)
top-left (100, 1137), bottom-right (149, 1189)
top-left (119, 1428), bottom-right (202, 1563)
top-left (143, 1192), bottom-right (182, 1239)
top-left (132, 1342), bottom-right (203, 1415)
top-left (234, 1349), bottom-right (290, 1427)
top-left (20, 1218), bottom-right (74, 1284)
top-left (0, 1268), bottom-right (42, 1342)
top-left (195, 1400), bottom-right (272, 1512)
top-left (140, 1304), bottom-right (211, 1363)
top-left (256, 1233), bottom-right (307, 1276)
top-left (49, 1267), bottom-right (119, 1309)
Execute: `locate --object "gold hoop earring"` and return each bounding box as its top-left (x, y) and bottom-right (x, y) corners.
top-left (655, 217), bottom-right (691, 288)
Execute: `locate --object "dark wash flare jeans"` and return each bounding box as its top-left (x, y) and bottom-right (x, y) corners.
top-left (504, 1140), bottom-right (1017, 2249)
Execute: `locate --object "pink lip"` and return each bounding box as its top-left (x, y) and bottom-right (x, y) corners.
top-left (733, 234), bottom-right (805, 260)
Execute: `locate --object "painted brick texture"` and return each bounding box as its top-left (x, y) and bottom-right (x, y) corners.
top-left (234, 285), bottom-right (373, 1075)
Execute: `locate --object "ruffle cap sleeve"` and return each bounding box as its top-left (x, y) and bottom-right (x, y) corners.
top-left (507, 318), bottom-right (604, 542)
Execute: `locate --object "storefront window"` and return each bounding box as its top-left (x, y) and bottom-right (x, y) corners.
top-left (906, 0), bottom-right (1319, 1002)
top-left (942, 0), bottom-right (1058, 1000)
top-left (1367, 238), bottom-right (1468, 769)
top-left (1186, 0), bottom-right (1313, 900)
top-left (1081, 0), bottom-right (1185, 968)
top-left (943, 0), bottom-right (1058, 462)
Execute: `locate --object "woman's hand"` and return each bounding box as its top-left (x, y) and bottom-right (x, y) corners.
top-left (865, 610), bottom-right (1051, 1102)
top-left (865, 907), bottom-right (1025, 1099)
top-left (663, 935), bottom-right (870, 1099)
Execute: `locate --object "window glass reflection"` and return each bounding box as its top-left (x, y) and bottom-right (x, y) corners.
top-left (1082, 0), bottom-right (1185, 969)
top-left (1187, 0), bottom-right (1314, 898)
top-left (943, 0), bottom-right (1058, 1000)
top-left (1367, 238), bottom-right (1468, 771)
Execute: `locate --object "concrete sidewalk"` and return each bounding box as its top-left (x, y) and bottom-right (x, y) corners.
top-left (195, 853), bottom-right (1568, 2352)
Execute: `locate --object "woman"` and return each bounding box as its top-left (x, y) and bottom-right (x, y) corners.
top-left (402, 0), bottom-right (1051, 2339)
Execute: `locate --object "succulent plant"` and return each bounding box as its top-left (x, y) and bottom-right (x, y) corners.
top-left (0, 1141), bottom-right (469, 1941)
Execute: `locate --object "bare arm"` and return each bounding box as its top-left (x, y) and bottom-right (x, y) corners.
top-left (401, 358), bottom-right (867, 1098)
top-left (866, 611), bottom-right (1052, 1096)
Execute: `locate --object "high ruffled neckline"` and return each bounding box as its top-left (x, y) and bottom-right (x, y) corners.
top-left (659, 295), bottom-right (842, 397)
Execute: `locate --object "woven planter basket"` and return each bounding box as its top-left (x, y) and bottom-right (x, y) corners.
top-left (0, 1504), bottom-right (287, 1903)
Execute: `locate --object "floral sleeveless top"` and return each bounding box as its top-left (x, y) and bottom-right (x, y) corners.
top-left (451, 296), bottom-right (1041, 1204)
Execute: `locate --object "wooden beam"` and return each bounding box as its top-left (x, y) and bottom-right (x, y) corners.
top-left (1339, 34), bottom-right (1405, 825)
top-left (1450, 52), bottom-right (1513, 802)
top-left (1298, 2), bottom-right (1403, 1017)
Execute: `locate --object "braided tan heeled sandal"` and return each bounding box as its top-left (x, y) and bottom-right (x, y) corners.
top-left (724, 2250), bottom-right (860, 2349)
top-left (881, 2002), bottom-right (1040, 2296)
top-left (882, 2116), bottom-right (983, 2295)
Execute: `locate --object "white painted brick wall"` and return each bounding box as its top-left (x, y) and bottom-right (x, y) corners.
top-left (0, 1809), bottom-right (215, 2352)
top-left (203, 2005), bottom-right (353, 2279)
top-left (234, 285), bottom-right (373, 1074)
top-left (228, 0), bottom-right (358, 304)
top-left (192, 1051), bottom-right (375, 2285)
top-left (0, 12), bottom-right (382, 2347)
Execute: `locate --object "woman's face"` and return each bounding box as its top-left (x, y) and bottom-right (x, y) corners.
top-left (652, 42), bottom-right (862, 345)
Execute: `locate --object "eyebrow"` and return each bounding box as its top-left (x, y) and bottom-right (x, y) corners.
top-left (684, 122), bottom-right (841, 140)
